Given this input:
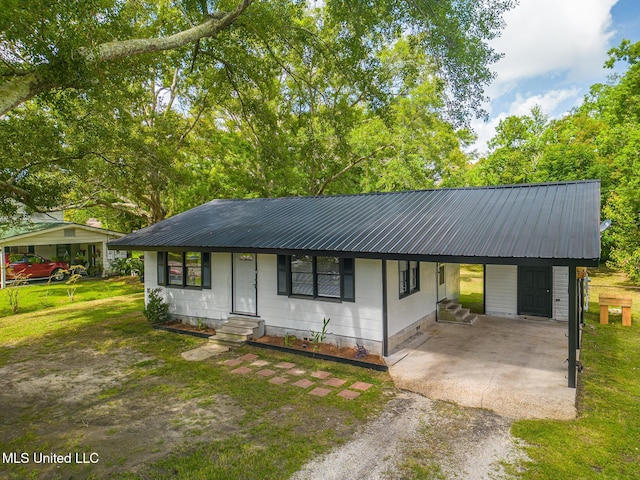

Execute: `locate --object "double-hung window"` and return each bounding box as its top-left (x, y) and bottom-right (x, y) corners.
top-left (278, 255), bottom-right (354, 302)
top-left (157, 251), bottom-right (211, 289)
top-left (399, 260), bottom-right (419, 297)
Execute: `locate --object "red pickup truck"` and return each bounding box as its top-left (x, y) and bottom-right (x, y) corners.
top-left (5, 254), bottom-right (69, 281)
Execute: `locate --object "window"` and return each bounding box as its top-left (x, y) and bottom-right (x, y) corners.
top-left (399, 260), bottom-right (419, 298)
top-left (439, 264), bottom-right (445, 285)
top-left (158, 251), bottom-right (210, 289)
top-left (278, 255), bottom-right (355, 302)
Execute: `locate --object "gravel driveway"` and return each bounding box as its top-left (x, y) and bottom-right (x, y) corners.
top-left (291, 391), bottom-right (528, 480)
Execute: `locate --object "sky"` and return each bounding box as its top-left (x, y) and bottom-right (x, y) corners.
top-left (470, 0), bottom-right (640, 154)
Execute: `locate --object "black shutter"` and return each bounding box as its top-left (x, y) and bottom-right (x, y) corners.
top-left (342, 258), bottom-right (355, 302)
top-left (157, 252), bottom-right (166, 285)
top-left (277, 255), bottom-right (290, 295)
top-left (202, 252), bottom-right (211, 289)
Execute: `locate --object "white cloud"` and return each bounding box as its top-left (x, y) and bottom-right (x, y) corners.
top-left (490, 0), bottom-right (618, 93)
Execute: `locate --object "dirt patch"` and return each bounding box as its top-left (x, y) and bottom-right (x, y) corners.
top-left (254, 335), bottom-right (385, 366)
top-left (291, 392), bottom-right (529, 480)
top-left (0, 347), bottom-right (245, 478)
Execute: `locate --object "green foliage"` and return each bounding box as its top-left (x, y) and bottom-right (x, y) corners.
top-left (111, 257), bottom-right (144, 276)
top-left (64, 265), bottom-right (86, 302)
top-left (310, 317), bottom-right (331, 351)
top-left (143, 287), bottom-right (169, 324)
top-left (284, 333), bottom-right (296, 347)
top-left (4, 271), bottom-right (30, 314)
top-left (0, 0), bottom-right (514, 222)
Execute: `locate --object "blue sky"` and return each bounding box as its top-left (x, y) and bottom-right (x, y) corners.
top-left (470, 0), bottom-right (640, 153)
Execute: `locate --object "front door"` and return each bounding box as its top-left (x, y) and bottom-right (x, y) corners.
top-left (518, 266), bottom-right (552, 317)
top-left (233, 253), bottom-right (257, 315)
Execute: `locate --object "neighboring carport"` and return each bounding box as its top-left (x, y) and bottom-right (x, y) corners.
top-left (1, 221), bottom-right (126, 289)
top-left (387, 315), bottom-right (577, 419)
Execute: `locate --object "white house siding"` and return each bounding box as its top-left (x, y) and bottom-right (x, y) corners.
top-left (386, 261), bottom-right (438, 353)
top-left (485, 264), bottom-right (518, 316)
top-left (257, 255), bottom-right (385, 353)
top-left (144, 252), bottom-right (232, 326)
top-left (553, 266), bottom-right (569, 321)
top-left (485, 264), bottom-right (569, 321)
top-left (445, 263), bottom-right (460, 300)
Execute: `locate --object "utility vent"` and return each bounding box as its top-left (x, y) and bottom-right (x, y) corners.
top-left (63, 228), bottom-right (76, 237)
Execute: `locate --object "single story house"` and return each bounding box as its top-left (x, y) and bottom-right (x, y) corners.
top-left (1, 211), bottom-right (127, 288)
top-left (108, 180), bottom-right (601, 387)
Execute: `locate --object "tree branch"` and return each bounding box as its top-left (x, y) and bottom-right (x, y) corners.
top-left (315, 144), bottom-right (393, 195)
top-left (0, 0), bottom-right (254, 116)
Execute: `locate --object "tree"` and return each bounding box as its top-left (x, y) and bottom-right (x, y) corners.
top-left (468, 106), bottom-right (549, 185)
top-left (0, 0), bottom-right (514, 220)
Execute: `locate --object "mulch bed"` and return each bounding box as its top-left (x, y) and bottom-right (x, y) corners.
top-left (252, 335), bottom-right (386, 367)
top-left (154, 321), bottom-right (217, 337)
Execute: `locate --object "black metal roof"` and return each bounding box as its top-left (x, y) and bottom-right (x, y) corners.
top-left (108, 181), bottom-right (601, 265)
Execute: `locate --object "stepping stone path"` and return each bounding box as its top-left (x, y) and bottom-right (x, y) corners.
top-left (219, 353), bottom-right (373, 401)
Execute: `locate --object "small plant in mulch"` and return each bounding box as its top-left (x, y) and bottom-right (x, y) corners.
top-left (284, 333), bottom-right (296, 347)
top-left (355, 343), bottom-right (369, 359)
top-left (310, 317), bottom-right (331, 352)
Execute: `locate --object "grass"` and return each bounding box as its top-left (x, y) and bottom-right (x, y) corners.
top-left (459, 263), bottom-right (484, 313)
top-left (0, 276), bottom-right (145, 317)
top-left (458, 264), bottom-right (640, 479)
top-left (0, 286), bottom-right (394, 479)
top-left (511, 267), bottom-right (640, 479)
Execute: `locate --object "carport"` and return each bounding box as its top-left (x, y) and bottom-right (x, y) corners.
top-left (387, 315), bottom-right (577, 419)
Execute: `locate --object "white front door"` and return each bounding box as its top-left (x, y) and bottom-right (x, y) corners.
top-left (233, 253), bottom-right (257, 315)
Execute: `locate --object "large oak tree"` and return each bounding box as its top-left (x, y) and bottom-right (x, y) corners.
top-left (0, 0), bottom-right (515, 220)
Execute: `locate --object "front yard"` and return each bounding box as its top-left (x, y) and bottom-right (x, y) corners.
top-left (0, 287), bottom-right (393, 479)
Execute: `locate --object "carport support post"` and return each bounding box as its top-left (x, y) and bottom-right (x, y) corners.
top-left (568, 266), bottom-right (577, 388)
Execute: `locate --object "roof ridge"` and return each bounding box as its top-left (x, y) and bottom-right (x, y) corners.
top-left (206, 180), bottom-right (601, 203)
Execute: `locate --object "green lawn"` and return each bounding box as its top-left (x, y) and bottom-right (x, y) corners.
top-left (459, 264), bottom-right (640, 479)
top-left (0, 282), bottom-right (393, 479)
top-left (0, 276), bottom-right (145, 317)
top-left (511, 267), bottom-right (640, 479)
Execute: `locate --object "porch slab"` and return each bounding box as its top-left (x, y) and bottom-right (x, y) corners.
top-left (388, 315), bottom-right (577, 420)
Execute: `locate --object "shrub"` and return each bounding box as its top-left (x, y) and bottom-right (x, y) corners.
top-left (111, 257), bottom-right (144, 276)
top-left (143, 288), bottom-right (169, 324)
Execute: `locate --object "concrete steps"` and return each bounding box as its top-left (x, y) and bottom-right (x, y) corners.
top-left (211, 316), bottom-right (264, 346)
top-left (438, 299), bottom-right (477, 325)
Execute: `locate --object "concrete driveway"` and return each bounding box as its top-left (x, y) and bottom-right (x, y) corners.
top-left (387, 315), bottom-right (577, 420)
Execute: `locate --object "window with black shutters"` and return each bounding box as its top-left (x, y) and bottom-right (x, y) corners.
top-left (277, 255), bottom-right (355, 302)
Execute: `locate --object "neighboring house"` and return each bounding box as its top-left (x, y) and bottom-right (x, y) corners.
top-left (108, 181), bottom-right (601, 387)
top-left (1, 211), bottom-right (127, 288)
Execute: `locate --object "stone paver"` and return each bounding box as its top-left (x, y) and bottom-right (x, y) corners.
top-left (337, 390), bottom-right (361, 400)
top-left (324, 378), bottom-right (347, 387)
top-left (269, 376), bottom-right (289, 385)
top-left (308, 387), bottom-right (331, 397)
top-left (275, 362), bottom-right (296, 369)
top-left (292, 379), bottom-right (315, 388)
top-left (220, 354), bottom-right (371, 401)
top-left (230, 366), bottom-right (253, 375)
top-left (350, 381), bottom-right (373, 391)
top-left (251, 360), bottom-right (271, 367)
